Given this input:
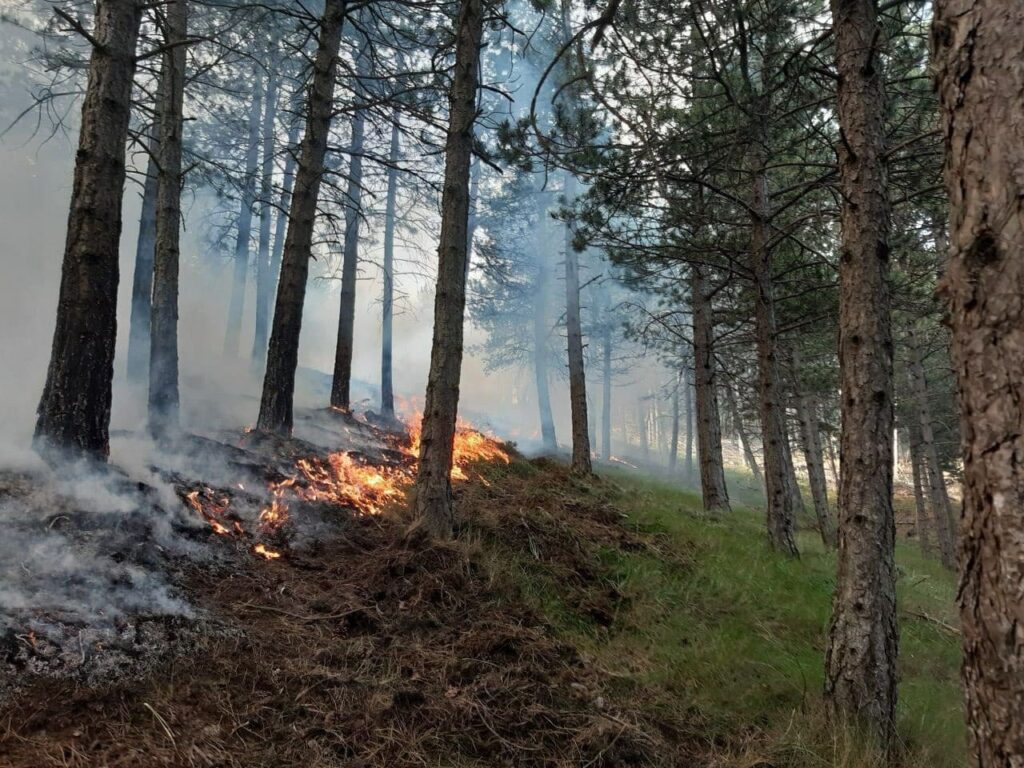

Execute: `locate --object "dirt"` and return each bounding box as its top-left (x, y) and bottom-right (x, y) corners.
top-left (0, 449), bottom-right (699, 767)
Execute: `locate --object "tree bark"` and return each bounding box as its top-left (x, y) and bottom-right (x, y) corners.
top-left (35, 0), bottom-right (143, 461)
top-left (725, 381), bottom-right (764, 492)
top-left (533, 204), bottom-right (557, 452)
top-left (257, 0), bottom-right (347, 435)
top-left (412, 0), bottom-right (484, 537)
top-left (906, 329), bottom-right (956, 568)
top-left (331, 32), bottom-right (370, 410)
top-left (791, 352), bottom-right (836, 548)
top-left (825, 0), bottom-right (897, 743)
top-left (380, 113), bottom-right (400, 419)
top-left (906, 416), bottom-right (932, 558)
top-left (933, 3), bottom-right (1024, 762)
top-left (564, 173), bottom-right (593, 475)
top-left (223, 67), bottom-right (264, 357)
top-left (601, 321), bottom-right (613, 461)
top-left (252, 49), bottom-right (280, 366)
top-left (147, 0), bottom-right (187, 439)
top-left (690, 266), bottom-right (730, 511)
top-left (750, 152), bottom-right (799, 555)
top-left (669, 371), bottom-right (681, 473)
top-left (684, 362), bottom-right (694, 484)
top-left (268, 94), bottom-right (304, 317)
top-left (126, 96), bottom-right (161, 385)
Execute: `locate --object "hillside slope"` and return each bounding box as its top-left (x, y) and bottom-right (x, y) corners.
top-left (0, 450), bottom-right (962, 767)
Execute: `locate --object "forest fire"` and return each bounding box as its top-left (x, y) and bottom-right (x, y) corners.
top-left (183, 488), bottom-right (235, 536)
top-left (404, 414), bottom-right (510, 480)
top-left (177, 415), bottom-right (508, 560)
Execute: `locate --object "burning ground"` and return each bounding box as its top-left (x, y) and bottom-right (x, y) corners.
top-left (0, 412), bottom-right (699, 767)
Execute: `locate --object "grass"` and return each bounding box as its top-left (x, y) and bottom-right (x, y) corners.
top-left (491, 460), bottom-right (965, 767)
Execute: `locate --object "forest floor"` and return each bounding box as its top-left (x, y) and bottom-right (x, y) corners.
top-left (0, 434), bottom-right (962, 767)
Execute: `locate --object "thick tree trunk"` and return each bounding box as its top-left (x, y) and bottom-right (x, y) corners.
top-left (257, 0), bottom-right (347, 435)
top-left (331, 34), bottom-right (370, 410)
top-left (825, 0), bottom-right (897, 743)
top-left (906, 330), bottom-right (956, 568)
top-left (690, 266), bottom-right (730, 511)
top-left (412, 0), bottom-right (484, 537)
top-left (906, 417), bottom-right (932, 558)
top-left (791, 353), bottom-right (836, 548)
top-left (533, 216), bottom-right (557, 452)
top-left (564, 173), bottom-right (593, 475)
top-left (380, 114), bottom-right (400, 419)
top-left (725, 380), bottom-right (764, 493)
top-left (933, 4), bottom-right (1024, 762)
top-left (252, 52), bottom-right (280, 365)
top-left (147, 0), bottom-right (187, 438)
top-left (126, 104), bottom-right (161, 384)
top-left (750, 157), bottom-right (799, 555)
top-left (35, 0), bottom-right (142, 461)
top-left (601, 320), bottom-right (612, 460)
top-left (223, 67), bottom-right (264, 357)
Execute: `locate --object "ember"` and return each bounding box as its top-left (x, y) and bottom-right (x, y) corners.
top-left (253, 544), bottom-right (281, 560)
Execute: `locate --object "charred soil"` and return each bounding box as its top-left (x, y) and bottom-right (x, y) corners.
top-left (0, 450), bottom-right (699, 767)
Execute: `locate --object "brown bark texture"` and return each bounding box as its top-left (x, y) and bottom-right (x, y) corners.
top-left (933, 1), bottom-right (1024, 763)
top-left (412, 0), bottom-right (484, 537)
top-left (564, 173), bottom-right (593, 475)
top-left (35, 0), bottom-right (142, 461)
top-left (148, 0), bottom-right (187, 438)
top-left (690, 267), bottom-right (730, 512)
top-left (257, 0), bottom-right (347, 435)
top-left (824, 0), bottom-right (898, 744)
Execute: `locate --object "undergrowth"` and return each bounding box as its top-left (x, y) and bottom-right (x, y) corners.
top-left (473, 456), bottom-right (964, 768)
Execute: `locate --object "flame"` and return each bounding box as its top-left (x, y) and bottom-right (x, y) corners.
top-left (184, 488), bottom-right (233, 536)
top-left (253, 543), bottom-right (281, 560)
top-left (259, 478), bottom-right (294, 532)
top-left (294, 453), bottom-right (407, 515)
top-left (404, 413), bottom-right (509, 480)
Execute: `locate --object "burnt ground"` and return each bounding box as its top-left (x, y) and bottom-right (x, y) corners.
top-left (0, 420), bottom-right (700, 767)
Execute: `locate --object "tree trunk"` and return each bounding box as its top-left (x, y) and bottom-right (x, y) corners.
top-left (825, 0), bottom-right (897, 743)
top-left (690, 266), bottom-right (730, 511)
top-left (906, 329), bottom-right (956, 568)
top-left (268, 94), bottom-right (304, 315)
top-left (601, 318), bottom-right (613, 461)
top-left (906, 417), bottom-right (932, 558)
top-left (257, 0), bottom-right (347, 435)
top-left (35, 0), bottom-right (142, 461)
top-left (933, 5), bottom-right (1024, 761)
top-left (223, 67), bottom-right (264, 357)
top-left (791, 352), bottom-right (837, 548)
top-left (126, 98), bottom-right (161, 384)
top-left (252, 50), bottom-right (280, 366)
top-left (669, 371), bottom-right (681, 473)
top-left (564, 173), bottom-right (593, 475)
top-left (726, 381), bottom-right (764, 492)
top-left (465, 155), bottom-right (480, 280)
top-left (533, 209), bottom-right (557, 452)
top-left (684, 363), bottom-right (694, 484)
top-left (750, 155), bottom-right (799, 555)
top-left (147, 0), bottom-right (187, 439)
top-left (380, 113), bottom-right (400, 419)
top-left (412, 0), bottom-right (484, 537)
top-left (331, 32), bottom-right (370, 410)
top-left (638, 397), bottom-right (650, 462)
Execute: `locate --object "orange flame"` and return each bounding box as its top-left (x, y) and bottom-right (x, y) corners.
top-left (404, 413), bottom-right (509, 480)
top-left (253, 543), bottom-right (281, 560)
top-left (184, 488), bottom-right (233, 536)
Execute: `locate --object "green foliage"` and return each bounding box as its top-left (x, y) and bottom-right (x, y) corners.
top-left (493, 462), bottom-right (965, 767)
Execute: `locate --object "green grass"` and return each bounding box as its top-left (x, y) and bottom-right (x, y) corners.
top-left (502, 463), bottom-right (965, 767)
